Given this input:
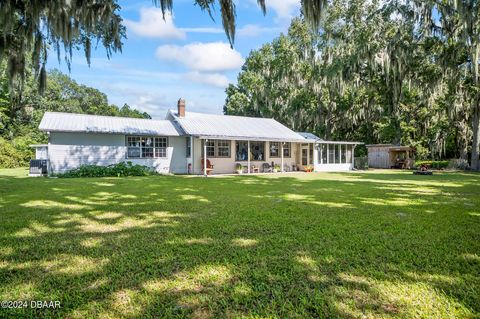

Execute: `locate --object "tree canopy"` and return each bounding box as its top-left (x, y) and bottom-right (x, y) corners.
top-left (0, 64), bottom-right (149, 168)
top-left (225, 1), bottom-right (479, 167)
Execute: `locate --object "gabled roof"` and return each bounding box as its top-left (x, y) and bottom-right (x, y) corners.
top-left (39, 112), bottom-right (182, 136)
top-left (168, 110), bottom-right (308, 142)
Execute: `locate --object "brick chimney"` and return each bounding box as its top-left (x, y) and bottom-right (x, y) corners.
top-left (177, 98), bottom-right (185, 117)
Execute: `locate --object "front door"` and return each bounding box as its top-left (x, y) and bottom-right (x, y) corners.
top-left (301, 146), bottom-right (308, 166)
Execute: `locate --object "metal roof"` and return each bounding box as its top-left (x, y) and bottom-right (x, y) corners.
top-left (39, 112), bottom-right (182, 136)
top-left (169, 110), bottom-right (308, 142)
top-left (366, 144), bottom-right (413, 150)
top-left (297, 132), bottom-right (322, 141)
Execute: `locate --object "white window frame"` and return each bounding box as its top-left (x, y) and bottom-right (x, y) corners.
top-left (126, 136), bottom-right (168, 159)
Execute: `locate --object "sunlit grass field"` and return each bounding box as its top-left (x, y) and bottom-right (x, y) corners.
top-left (0, 168), bottom-right (479, 318)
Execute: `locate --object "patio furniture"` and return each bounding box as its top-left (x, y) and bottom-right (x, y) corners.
top-left (262, 163), bottom-right (272, 172)
top-left (251, 165), bottom-right (260, 173)
top-left (201, 158), bottom-right (214, 175)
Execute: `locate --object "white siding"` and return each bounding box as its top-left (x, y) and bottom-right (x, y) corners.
top-left (48, 132), bottom-right (186, 174)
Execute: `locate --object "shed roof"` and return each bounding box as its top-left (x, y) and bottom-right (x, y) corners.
top-left (39, 112), bottom-right (182, 136)
top-left (169, 110), bottom-right (308, 142)
top-left (366, 144), bottom-right (413, 151)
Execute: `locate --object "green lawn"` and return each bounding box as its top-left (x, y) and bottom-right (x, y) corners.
top-left (0, 169), bottom-right (479, 318)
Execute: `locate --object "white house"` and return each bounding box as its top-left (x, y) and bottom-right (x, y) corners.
top-left (35, 99), bottom-right (361, 175)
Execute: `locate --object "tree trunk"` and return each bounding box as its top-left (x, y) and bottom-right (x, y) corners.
top-left (392, 115), bottom-right (402, 145)
top-left (471, 101), bottom-right (480, 170)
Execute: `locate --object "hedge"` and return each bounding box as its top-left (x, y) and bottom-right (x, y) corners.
top-left (56, 162), bottom-right (157, 178)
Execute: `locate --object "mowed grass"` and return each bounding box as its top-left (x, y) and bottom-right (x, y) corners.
top-left (0, 168), bottom-right (479, 318)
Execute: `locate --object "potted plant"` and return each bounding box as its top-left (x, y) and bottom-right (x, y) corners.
top-left (273, 164), bottom-right (281, 173)
top-left (305, 165), bottom-right (313, 172)
top-left (235, 163), bottom-right (243, 174)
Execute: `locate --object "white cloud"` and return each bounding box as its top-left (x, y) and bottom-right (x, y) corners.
top-left (237, 24), bottom-right (282, 37)
top-left (178, 25), bottom-right (279, 37)
top-left (155, 42), bottom-right (244, 72)
top-left (184, 72), bottom-right (229, 88)
top-left (179, 27), bottom-right (224, 34)
top-left (251, 0), bottom-right (300, 21)
top-left (124, 8), bottom-right (185, 39)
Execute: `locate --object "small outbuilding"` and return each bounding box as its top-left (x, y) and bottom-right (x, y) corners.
top-left (366, 144), bottom-right (415, 169)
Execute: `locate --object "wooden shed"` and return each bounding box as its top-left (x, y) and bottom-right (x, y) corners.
top-left (366, 144), bottom-right (415, 169)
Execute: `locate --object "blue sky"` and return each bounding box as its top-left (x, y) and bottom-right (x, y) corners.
top-left (47, 0), bottom-right (301, 119)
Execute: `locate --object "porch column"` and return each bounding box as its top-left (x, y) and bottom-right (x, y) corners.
top-left (281, 142), bottom-right (284, 172)
top-left (352, 145), bottom-right (356, 168)
top-left (327, 144), bottom-right (329, 164)
top-left (247, 140), bottom-right (251, 174)
top-left (191, 136), bottom-right (194, 174)
top-left (307, 144), bottom-right (310, 166)
top-left (203, 139), bottom-right (207, 177)
top-left (313, 143), bottom-right (319, 171)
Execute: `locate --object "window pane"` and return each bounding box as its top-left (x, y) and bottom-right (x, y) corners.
top-left (154, 137), bottom-right (167, 158)
top-left (205, 140), bottom-right (215, 157)
top-left (321, 144), bottom-right (327, 164)
top-left (341, 145), bottom-right (346, 163)
top-left (270, 142), bottom-right (280, 157)
top-left (216, 140), bottom-right (230, 157)
top-left (236, 141), bottom-right (248, 161)
top-left (142, 137), bottom-right (154, 158)
top-left (335, 144), bottom-right (341, 163)
top-left (283, 142), bottom-right (291, 157)
top-left (329, 144), bottom-right (335, 163)
top-left (186, 137), bottom-right (191, 158)
top-left (127, 136), bottom-right (140, 158)
top-left (251, 142), bottom-right (265, 161)
top-left (346, 145), bottom-right (352, 163)
top-left (128, 147), bottom-right (140, 158)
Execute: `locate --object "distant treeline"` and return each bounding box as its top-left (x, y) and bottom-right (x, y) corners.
top-left (0, 67), bottom-right (150, 168)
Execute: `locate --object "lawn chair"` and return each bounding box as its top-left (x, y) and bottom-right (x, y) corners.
top-left (262, 163), bottom-right (272, 173)
top-left (201, 158), bottom-right (214, 175)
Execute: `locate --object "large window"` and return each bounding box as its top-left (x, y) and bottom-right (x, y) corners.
top-left (270, 142), bottom-right (280, 157)
top-left (217, 140), bottom-right (230, 157)
top-left (283, 142), bottom-right (291, 157)
top-left (127, 136), bottom-right (141, 158)
top-left (251, 142), bottom-right (265, 160)
top-left (154, 137), bottom-right (167, 158)
top-left (328, 144), bottom-right (335, 163)
top-left (126, 136), bottom-right (167, 158)
top-left (270, 142), bottom-right (291, 158)
top-left (335, 144), bottom-right (341, 163)
top-left (203, 140), bottom-right (231, 158)
top-left (205, 140), bottom-right (215, 157)
top-left (186, 137), bottom-right (191, 158)
top-left (341, 145), bottom-right (347, 163)
top-left (321, 144), bottom-right (327, 164)
top-left (142, 137), bottom-right (154, 158)
top-left (346, 145), bottom-right (353, 163)
top-left (236, 141), bottom-right (265, 161)
top-left (236, 141), bottom-right (248, 161)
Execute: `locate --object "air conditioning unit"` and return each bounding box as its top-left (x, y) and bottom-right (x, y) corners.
top-left (29, 160), bottom-right (48, 176)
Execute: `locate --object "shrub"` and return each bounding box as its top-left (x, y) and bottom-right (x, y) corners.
top-left (415, 160), bottom-right (449, 170)
top-left (354, 156), bottom-right (368, 170)
top-left (0, 137), bottom-right (24, 168)
top-left (447, 159), bottom-right (469, 170)
top-left (57, 162), bottom-right (156, 178)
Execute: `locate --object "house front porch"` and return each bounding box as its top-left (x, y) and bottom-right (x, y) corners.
top-left (191, 138), bottom-right (314, 176)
